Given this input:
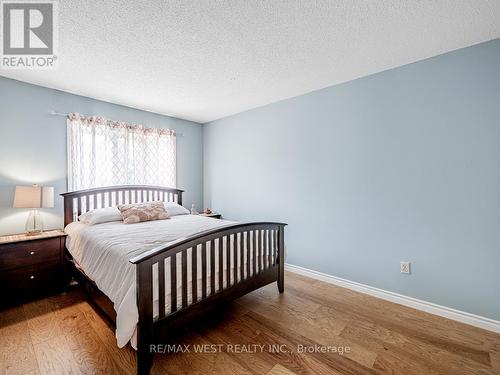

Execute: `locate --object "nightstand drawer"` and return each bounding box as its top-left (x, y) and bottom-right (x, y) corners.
top-left (0, 237), bottom-right (61, 271)
top-left (0, 260), bottom-right (61, 293)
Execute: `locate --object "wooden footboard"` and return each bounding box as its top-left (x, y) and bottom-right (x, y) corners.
top-left (129, 222), bottom-right (286, 375)
top-left (61, 185), bottom-right (286, 375)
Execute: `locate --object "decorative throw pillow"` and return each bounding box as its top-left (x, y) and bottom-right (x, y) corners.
top-left (117, 201), bottom-right (170, 224)
top-left (79, 207), bottom-right (123, 225)
top-left (164, 201), bottom-right (190, 216)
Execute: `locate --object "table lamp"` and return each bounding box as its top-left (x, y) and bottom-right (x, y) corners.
top-left (13, 185), bottom-right (54, 235)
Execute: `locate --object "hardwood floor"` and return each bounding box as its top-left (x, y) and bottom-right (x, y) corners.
top-left (1, 271), bottom-right (499, 374)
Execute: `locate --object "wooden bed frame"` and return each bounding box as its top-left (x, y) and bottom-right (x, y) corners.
top-left (61, 185), bottom-right (286, 375)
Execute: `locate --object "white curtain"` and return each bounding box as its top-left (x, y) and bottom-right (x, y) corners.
top-left (67, 113), bottom-right (176, 191)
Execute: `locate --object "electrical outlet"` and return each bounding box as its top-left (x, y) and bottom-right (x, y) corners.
top-left (400, 261), bottom-right (411, 274)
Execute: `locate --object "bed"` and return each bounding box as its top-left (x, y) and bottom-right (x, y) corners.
top-left (61, 185), bottom-right (286, 375)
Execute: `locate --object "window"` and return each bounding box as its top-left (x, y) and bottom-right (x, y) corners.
top-left (67, 113), bottom-right (176, 191)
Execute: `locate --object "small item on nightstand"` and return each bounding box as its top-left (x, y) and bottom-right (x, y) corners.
top-left (199, 211), bottom-right (222, 219)
top-left (190, 203), bottom-right (198, 215)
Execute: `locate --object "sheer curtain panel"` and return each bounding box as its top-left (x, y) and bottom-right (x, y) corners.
top-left (67, 113), bottom-right (176, 191)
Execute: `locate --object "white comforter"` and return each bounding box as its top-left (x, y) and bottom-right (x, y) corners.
top-left (65, 215), bottom-right (238, 348)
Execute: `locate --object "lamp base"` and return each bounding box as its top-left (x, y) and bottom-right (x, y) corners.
top-left (25, 209), bottom-right (44, 235)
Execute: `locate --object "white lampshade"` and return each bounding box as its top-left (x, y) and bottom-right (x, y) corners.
top-left (42, 186), bottom-right (54, 208)
top-left (13, 186), bottom-right (42, 208)
top-left (13, 185), bottom-right (54, 209)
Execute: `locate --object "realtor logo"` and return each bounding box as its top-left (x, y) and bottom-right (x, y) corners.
top-left (1, 0), bottom-right (58, 69)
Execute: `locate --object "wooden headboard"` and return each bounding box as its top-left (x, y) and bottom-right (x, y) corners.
top-left (61, 185), bottom-right (184, 226)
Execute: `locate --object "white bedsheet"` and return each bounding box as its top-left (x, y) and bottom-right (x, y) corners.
top-left (65, 215), bottom-right (251, 348)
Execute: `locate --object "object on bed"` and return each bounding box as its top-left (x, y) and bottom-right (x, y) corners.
top-left (118, 201), bottom-right (169, 224)
top-left (61, 185), bottom-right (286, 375)
top-left (164, 201), bottom-right (190, 216)
top-left (79, 206), bottom-right (122, 225)
top-left (199, 212), bottom-right (222, 219)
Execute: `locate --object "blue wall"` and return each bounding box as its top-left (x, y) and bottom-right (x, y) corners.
top-left (203, 39), bottom-right (500, 320)
top-left (0, 77), bottom-right (203, 235)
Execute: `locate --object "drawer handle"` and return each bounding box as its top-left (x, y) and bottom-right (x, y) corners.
top-left (29, 251), bottom-right (36, 255)
top-left (30, 275), bottom-right (35, 280)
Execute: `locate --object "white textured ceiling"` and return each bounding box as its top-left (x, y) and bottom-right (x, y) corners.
top-left (2, 1), bottom-right (500, 123)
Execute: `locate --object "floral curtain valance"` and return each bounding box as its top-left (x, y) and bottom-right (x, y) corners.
top-left (67, 113), bottom-right (176, 191)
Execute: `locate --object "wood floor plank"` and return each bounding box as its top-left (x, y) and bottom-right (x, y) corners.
top-left (78, 300), bottom-right (137, 375)
top-left (340, 320), bottom-right (496, 375)
top-left (285, 271), bottom-right (500, 359)
top-left (237, 285), bottom-right (376, 368)
top-left (0, 352), bottom-right (38, 375)
top-left (199, 314), bottom-right (277, 374)
top-left (157, 334), bottom-right (252, 375)
top-left (267, 363), bottom-right (297, 375)
top-left (199, 311), bottom-right (313, 374)
top-left (491, 352), bottom-right (500, 372)
top-left (297, 355), bottom-right (345, 375)
top-left (33, 335), bottom-right (82, 375)
top-left (210, 309), bottom-right (375, 375)
top-left (54, 301), bottom-right (92, 337)
top-left (22, 299), bottom-right (54, 320)
top-left (246, 312), bottom-right (376, 375)
top-left (25, 313), bottom-right (63, 346)
top-left (372, 352), bottom-right (442, 375)
top-left (0, 305), bottom-right (39, 375)
top-left (23, 299), bottom-right (63, 345)
top-left (46, 290), bottom-right (85, 310)
top-left (64, 328), bottom-right (124, 375)
top-left (0, 305), bottom-right (26, 328)
top-left (0, 332), bottom-right (38, 375)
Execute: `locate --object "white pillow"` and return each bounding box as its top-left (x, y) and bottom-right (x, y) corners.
top-left (164, 201), bottom-right (190, 216)
top-left (79, 207), bottom-right (122, 225)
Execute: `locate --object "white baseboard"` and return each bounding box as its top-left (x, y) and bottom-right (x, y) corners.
top-left (285, 263), bottom-right (500, 334)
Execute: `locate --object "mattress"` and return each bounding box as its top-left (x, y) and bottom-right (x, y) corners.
top-left (65, 214), bottom-right (260, 348)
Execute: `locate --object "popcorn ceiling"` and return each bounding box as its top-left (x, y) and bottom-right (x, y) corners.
top-left (2, 0), bottom-right (500, 123)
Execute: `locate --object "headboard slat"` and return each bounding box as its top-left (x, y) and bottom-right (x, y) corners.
top-left (61, 185), bottom-right (184, 226)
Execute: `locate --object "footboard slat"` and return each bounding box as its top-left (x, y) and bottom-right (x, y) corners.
top-left (210, 239), bottom-right (215, 295)
top-left (170, 254), bottom-right (177, 313)
top-left (255, 230), bottom-right (259, 272)
top-left (261, 230), bottom-right (265, 270)
top-left (192, 246), bottom-right (198, 303)
top-left (269, 230), bottom-right (273, 269)
top-left (233, 234), bottom-right (238, 282)
top-left (252, 230), bottom-right (257, 276)
top-left (158, 259), bottom-right (165, 319)
top-left (225, 235), bottom-right (231, 288)
top-left (263, 230), bottom-right (266, 270)
top-left (239, 232), bottom-right (244, 280)
top-left (181, 250), bottom-right (187, 308)
top-left (270, 230), bottom-right (275, 267)
top-left (201, 242), bottom-right (207, 299)
top-left (246, 231), bottom-right (251, 278)
top-left (218, 239), bottom-right (223, 291)
top-left (270, 231), bottom-right (273, 265)
top-left (274, 231), bottom-right (279, 264)
top-left (268, 230), bottom-right (272, 269)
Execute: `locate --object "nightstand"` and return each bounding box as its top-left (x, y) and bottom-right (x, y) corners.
top-left (0, 230), bottom-right (67, 305)
top-left (199, 213), bottom-right (222, 219)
